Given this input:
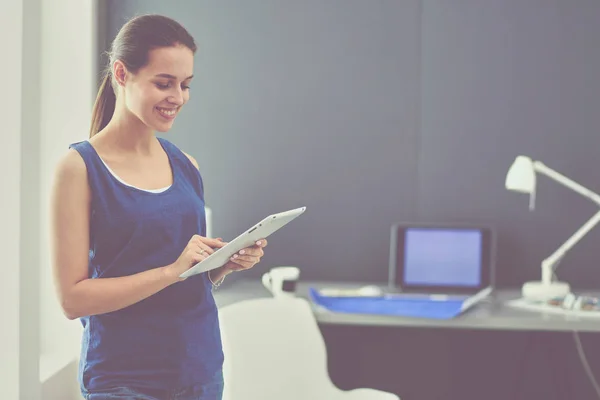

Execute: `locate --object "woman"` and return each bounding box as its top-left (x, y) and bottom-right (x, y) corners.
top-left (50, 14), bottom-right (266, 400)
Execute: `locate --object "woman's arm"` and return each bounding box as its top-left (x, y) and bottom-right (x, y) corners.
top-left (50, 150), bottom-right (180, 320)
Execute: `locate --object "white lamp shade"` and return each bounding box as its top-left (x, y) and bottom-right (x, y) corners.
top-left (506, 156), bottom-right (536, 194)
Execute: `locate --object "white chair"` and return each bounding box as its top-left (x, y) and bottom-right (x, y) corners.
top-left (219, 297), bottom-right (399, 400)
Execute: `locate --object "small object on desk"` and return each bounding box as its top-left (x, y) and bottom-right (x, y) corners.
top-left (317, 285), bottom-right (383, 297)
top-left (506, 294), bottom-right (600, 318)
top-left (262, 266), bottom-right (300, 299)
top-left (576, 295), bottom-right (600, 311)
top-left (561, 293), bottom-right (577, 309)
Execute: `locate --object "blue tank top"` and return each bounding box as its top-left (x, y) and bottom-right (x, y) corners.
top-left (69, 138), bottom-right (224, 392)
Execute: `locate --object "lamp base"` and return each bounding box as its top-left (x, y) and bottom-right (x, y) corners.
top-left (522, 280), bottom-right (571, 300)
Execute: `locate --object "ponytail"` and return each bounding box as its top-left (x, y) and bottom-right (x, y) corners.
top-left (89, 72), bottom-right (116, 138)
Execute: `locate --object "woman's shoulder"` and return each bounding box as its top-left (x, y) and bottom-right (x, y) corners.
top-left (52, 147), bottom-right (90, 195)
top-left (182, 151), bottom-right (199, 171)
top-left (56, 147), bottom-right (88, 177)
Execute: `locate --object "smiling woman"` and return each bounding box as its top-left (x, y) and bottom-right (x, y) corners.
top-left (49, 14), bottom-right (267, 400)
top-left (89, 15), bottom-right (196, 137)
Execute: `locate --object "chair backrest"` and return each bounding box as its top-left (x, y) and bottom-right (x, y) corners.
top-left (219, 297), bottom-right (335, 400)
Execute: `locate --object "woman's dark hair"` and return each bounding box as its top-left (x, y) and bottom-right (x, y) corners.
top-left (90, 14), bottom-right (197, 138)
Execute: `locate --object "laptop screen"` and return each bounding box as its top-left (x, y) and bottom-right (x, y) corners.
top-left (403, 228), bottom-right (482, 287)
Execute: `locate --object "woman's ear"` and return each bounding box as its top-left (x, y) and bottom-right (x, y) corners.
top-left (112, 60), bottom-right (127, 87)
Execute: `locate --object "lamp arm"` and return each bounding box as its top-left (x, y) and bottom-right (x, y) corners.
top-left (534, 161), bottom-right (600, 205)
top-left (540, 209), bottom-right (600, 285)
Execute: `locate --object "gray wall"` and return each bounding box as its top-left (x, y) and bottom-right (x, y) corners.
top-left (104, 0), bottom-right (600, 290)
top-left (418, 0), bottom-right (600, 290)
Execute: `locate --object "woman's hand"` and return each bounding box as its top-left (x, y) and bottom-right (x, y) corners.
top-left (166, 235), bottom-right (227, 281)
top-left (222, 239), bottom-right (268, 272)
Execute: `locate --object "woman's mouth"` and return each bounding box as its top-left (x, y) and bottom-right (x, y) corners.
top-left (156, 107), bottom-right (178, 120)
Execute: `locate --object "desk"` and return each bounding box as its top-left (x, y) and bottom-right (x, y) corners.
top-left (214, 279), bottom-right (600, 400)
top-left (214, 279), bottom-right (600, 332)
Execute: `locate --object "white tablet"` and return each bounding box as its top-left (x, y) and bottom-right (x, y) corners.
top-left (179, 206), bottom-right (307, 279)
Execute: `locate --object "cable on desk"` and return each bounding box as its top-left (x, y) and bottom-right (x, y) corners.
top-left (553, 267), bottom-right (600, 397)
top-left (573, 330), bottom-right (600, 399)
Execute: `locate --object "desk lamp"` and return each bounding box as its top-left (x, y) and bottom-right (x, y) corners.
top-left (505, 155), bottom-right (600, 300)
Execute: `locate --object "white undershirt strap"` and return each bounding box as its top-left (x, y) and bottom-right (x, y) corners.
top-left (98, 157), bottom-right (171, 194)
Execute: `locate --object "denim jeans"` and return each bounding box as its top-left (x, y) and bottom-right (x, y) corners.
top-left (83, 371), bottom-right (224, 400)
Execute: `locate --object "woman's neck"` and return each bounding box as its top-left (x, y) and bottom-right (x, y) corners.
top-left (98, 107), bottom-right (156, 155)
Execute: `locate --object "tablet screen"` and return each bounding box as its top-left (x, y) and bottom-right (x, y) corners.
top-left (403, 228), bottom-right (483, 287)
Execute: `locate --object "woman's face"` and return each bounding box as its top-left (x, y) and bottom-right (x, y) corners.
top-left (118, 44), bottom-right (195, 132)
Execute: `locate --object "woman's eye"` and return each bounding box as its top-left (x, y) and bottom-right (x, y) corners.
top-left (155, 82), bottom-right (190, 90)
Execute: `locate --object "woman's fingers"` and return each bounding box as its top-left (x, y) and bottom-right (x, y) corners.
top-left (226, 238), bottom-right (268, 270)
top-left (201, 236), bottom-right (228, 249)
top-left (199, 242), bottom-right (216, 256)
top-left (236, 248), bottom-right (263, 258)
top-left (230, 254), bottom-right (260, 264)
top-left (228, 257), bottom-right (256, 270)
top-left (227, 260), bottom-right (253, 270)
top-left (192, 235), bottom-right (228, 256)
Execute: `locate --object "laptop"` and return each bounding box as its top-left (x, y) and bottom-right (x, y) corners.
top-left (386, 222), bottom-right (496, 306)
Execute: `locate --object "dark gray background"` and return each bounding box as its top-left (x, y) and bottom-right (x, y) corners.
top-left (101, 0), bottom-right (600, 290)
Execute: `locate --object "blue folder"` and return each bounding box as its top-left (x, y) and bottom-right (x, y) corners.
top-left (308, 287), bottom-right (468, 320)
